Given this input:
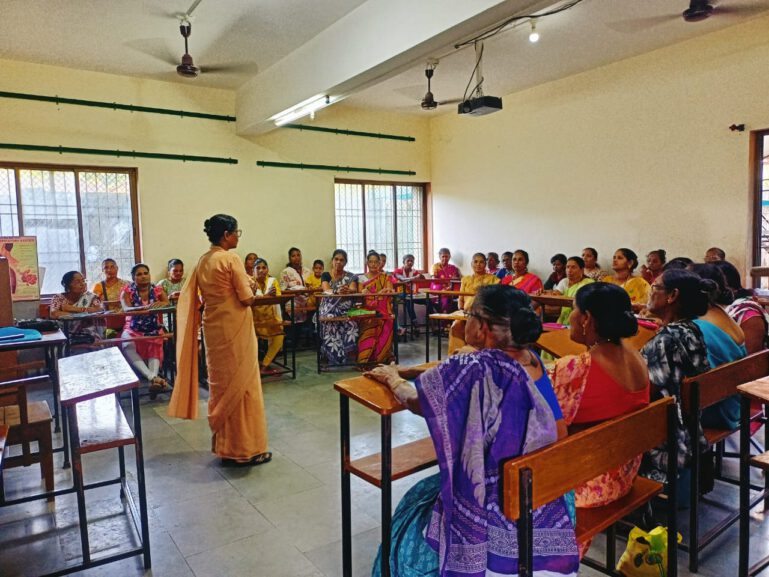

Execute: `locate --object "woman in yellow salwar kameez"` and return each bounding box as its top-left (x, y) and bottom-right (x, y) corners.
top-left (168, 214), bottom-right (271, 467)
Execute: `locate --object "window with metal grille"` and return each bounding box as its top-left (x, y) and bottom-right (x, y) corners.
top-left (334, 180), bottom-right (426, 273)
top-left (0, 163), bottom-right (140, 295)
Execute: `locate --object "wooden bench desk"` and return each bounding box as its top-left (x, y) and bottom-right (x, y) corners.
top-left (55, 347), bottom-right (151, 575)
top-left (252, 293), bottom-right (297, 379)
top-left (738, 377), bottom-right (769, 576)
top-left (335, 374), bottom-right (438, 577)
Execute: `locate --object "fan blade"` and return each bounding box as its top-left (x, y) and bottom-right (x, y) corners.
top-left (714, 4), bottom-right (769, 17)
top-left (199, 61), bottom-right (259, 75)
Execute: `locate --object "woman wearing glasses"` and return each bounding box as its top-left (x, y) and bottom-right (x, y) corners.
top-left (169, 214), bottom-right (272, 467)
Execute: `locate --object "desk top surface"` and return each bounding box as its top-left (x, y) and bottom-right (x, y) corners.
top-left (530, 294), bottom-right (575, 306)
top-left (738, 377), bottom-right (769, 403)
top-left (0, 329), bottom-right (67, 351)
top-left (422, 289), bottom-right (474, 297)
top-left (58, 306), bottom-right (176, 321)
top-left (252, 294), bottom-right (295, 305)
top-left (58, 347), bottom-right (138, 405)
top-left (334, 376), bottom-right (405, 415)
top-left (429, 311), bottom-right (466, 321)
top-left (316, 292), bottom-right (397, 299)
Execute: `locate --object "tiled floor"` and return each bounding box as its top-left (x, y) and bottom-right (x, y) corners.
top-left (0, 339), bottom-right (767, 576)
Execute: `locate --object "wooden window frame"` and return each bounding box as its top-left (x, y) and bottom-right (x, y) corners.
top-left (335, 178), bottom-right (429, 271)
top-left (750, 131), bottom-right (769, 268)
top-left (0, 161), bottom-right (141, 295)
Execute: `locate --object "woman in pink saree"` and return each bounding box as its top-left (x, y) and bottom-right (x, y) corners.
top-left (357, 251), bottom-right (395, 366)
top-left (430, 247), bottom-right (460, 313)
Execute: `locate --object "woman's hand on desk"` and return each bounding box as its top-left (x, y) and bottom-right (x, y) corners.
top-left (149, 301), bottom-right (167, 309)
top-left (365, 363), bottom-right (402, 390)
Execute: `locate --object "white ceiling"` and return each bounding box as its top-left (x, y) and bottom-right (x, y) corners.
top-left (0, 0), bottom-right (368, 89)
top-left (345, 0), bottom-right (769, 114)
top-left (0, 0), bottom-right (767, 115)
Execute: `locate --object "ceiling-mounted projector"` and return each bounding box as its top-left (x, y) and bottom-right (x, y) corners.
top-left (458, 95), bottom-right (503, 116)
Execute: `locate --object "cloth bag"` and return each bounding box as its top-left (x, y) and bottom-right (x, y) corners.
top-left (616, 525), bottom-right (681, 577)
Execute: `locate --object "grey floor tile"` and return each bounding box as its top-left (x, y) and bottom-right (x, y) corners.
top-left (185, 529), bottom-right (324, 577)
top-left (304, 526), bottom-right (381, 577)
top-left (221, 451), bottom-right (323, 503)
top-left (253, 485), bottom-right (380, 553)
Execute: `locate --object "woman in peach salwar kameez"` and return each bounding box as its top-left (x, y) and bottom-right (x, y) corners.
top-left (168, 214), bottom-right (271, 467)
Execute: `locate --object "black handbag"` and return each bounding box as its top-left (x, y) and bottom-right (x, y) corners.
top-left (16, 318), bottom-right (60, 332)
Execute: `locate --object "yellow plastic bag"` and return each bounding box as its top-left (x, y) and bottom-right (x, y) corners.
top-left (616, 525), bottom-right (681, 577)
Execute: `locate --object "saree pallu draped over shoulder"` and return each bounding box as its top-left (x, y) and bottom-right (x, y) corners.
top-left (168, 247), bottom-right (268, 462)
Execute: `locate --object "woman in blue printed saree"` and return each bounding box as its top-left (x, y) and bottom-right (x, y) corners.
top-left (319, 249), bottom-right (359, 365)
top-left (366, 285), bottom-right (579, 577)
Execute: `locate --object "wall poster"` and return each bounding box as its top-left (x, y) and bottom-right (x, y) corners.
top-left (0, 236), bottom-right (40, 301)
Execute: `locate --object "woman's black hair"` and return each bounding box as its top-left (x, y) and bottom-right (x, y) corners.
top-left (501, 251), bottom-right (514, 258)
top-left (367, 250), bottom-right (380, 260)
top-left (313, 259), bottom-right (324, 268)
top-left (61, 271), bottom-right (82, 291)
top-left (473, 284), bottom-right (542, 346)
top-left (288, 247), bottom-right (301, 257)
top-left (332, 249), bottom-right (348, 263)
top-left (438, 247), bottom-right (451, 255)
top-left (567, 256), bottom-right (586, 269)
top-left (130, 263), bottom-right (150, 279)
top-left (472, 252), bottom-right (487, 262)
top-left (167, 258), bottom-right (183, 270)
top-left (660, 269), bottom-right (711, 319)
top-left (647, 249), bottom-right (667, 264)
top-left (712, 260), bottom-right (753, 299)
top-left (617, 248), bottom-right (639, 272)
top-left (254, 258), bottom-right (268, 269)
top-left (487, 251), bottom-right (499, 261)
top-left (474, 285), bottom-right (542, 345)
top-left (574, 282), bottom-right (637, 343)
top-left (402, 254), bottom-right (415, 263)
top-left (662, 256), bottom-right (693, 271)
top-left (101, 257), bottom-right (117, 267)
top-left (550, 253), bottom-right (567, 266)
top-left (203, 214), bottom-right (238, 244)
top-left (583, 247), bottom-right (598, 259)
top-left (689, 263), bottom-right (734, 306)
top-left (514, 249), bottom-right (530, 265)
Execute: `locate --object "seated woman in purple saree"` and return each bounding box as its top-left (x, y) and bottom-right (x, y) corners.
top-left (367, 286), bottom-right (579, 577)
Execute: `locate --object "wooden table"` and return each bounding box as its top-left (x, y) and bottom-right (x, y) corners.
top-left (335, 374), bottom-right (437, 577)
top-left (55, 347), bottom-right (151, 575)
top-left (315, 293), bottom-right (399, 372)
top-left (737, 378), bottom-right (769, 577)
top-left (530, 294), bottom-right (574, 308)
top-left (0, 330), bottom-right (69, 464)
top-left (424, 310), bottom-right (465, 362)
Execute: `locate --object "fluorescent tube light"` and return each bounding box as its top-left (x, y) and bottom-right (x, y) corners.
top-left (272, 94), bottom-right (332, 126)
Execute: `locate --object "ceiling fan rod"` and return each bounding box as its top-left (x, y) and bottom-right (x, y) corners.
top-left (180, 0), bottom-right (204, 22)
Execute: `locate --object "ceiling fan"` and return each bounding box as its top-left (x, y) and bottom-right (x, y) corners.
top-left (176, 21), bottom-right (199, 78)
top-left (421, 61), bottom-right (461, 110)
top-left (608, 1), bottom-right (764, 33)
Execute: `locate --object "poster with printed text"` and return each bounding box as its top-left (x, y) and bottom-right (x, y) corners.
top-left (0, 236), bottom-right (40, 301)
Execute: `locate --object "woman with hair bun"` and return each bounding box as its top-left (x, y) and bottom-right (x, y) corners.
top-left (640, 269), bottom-right (712, 484)
top-left (366, 284), bottom-right (577, 577)
top-left (550, 282), bottom-right (648, 554)
top-left (641, 249), bottom-right (667, 285)
top-left (604, 248), bottom-right (651, 306)
top-left (552, 256), bottom-right (594, 325)
top-left (688, 263), bottom-right (747, 429)
top-left (582, 247), bottom-right (605, 281)
top-left (169, 214), bottom-right (272, 467)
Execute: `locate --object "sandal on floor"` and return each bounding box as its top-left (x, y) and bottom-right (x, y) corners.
top-left (221, 452), bottom-right (273, 468)
top-left (149, 376), bottom-right (168, 400)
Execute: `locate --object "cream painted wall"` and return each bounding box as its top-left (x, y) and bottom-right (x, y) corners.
top-left (429, 15), bottom-right (769, 278)
top-left (0, 58), bottom-right (430, 288)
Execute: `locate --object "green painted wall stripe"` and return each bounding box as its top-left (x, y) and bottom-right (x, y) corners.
top-left (257, 160), bottom-right (415, 176)
top-left (0, 143), bottom-right (238, 164)
top-left (0, 90), bottom-right (236, 122)
top-left (284, 123), bottom-right (415, 142)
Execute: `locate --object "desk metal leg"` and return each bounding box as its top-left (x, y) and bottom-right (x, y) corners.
top-left (425, 315), bottom-right (430, 363)
top-left (46, 346), bottom-right (61, 433)
top-left (340, 395), bottom-right (352, 577)
top-left (437, 324), bottom-right (442, 361)
top-left (68, 405), bottom-right (91, 565)
top-left (62, 404), bottom-right (71, 469)
top-left (381, 414), bottom-right (392, 577)
top-left (132, 388), bottom-right (152, 569)
top-left (393, 299), bottom-right (399, 364)
top-left (740, 395), bottom-right (751, 577)
top-left (291, 300), bottom-right (297, 380)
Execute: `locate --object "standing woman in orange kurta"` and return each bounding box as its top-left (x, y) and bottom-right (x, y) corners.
top-left (168, 214), bottom-right (271, 467)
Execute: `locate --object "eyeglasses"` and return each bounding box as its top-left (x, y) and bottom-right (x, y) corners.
top-left (227, 229), bottom-right (243, 238)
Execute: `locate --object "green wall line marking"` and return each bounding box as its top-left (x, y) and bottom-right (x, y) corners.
top-left (257, 160), bottom-right (415, 176)
top-left (0, 143), bottom-right (238, 164)
top-left (0, 90), bottom-right (236, 122)
top-left (284, 124), bottom-right (415, 142)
